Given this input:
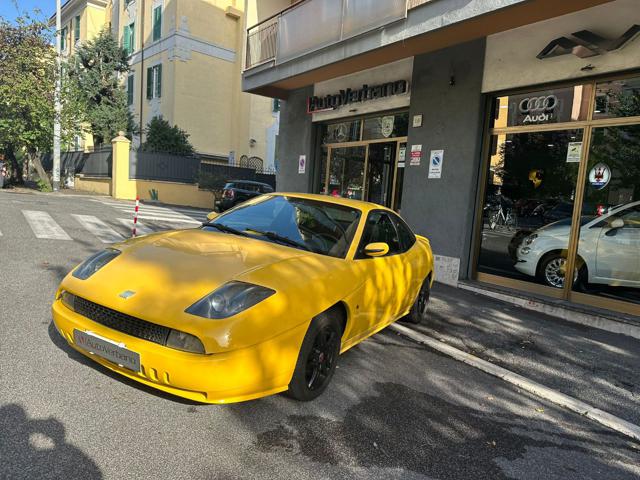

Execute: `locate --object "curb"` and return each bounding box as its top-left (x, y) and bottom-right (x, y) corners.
top-left (458, 282), bottom-right (640, 341)
top-left (389, 322), bottom-right (640, 442)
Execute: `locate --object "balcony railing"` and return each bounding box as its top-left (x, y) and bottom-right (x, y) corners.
top-left (246, 0), bottom-right (426, 70)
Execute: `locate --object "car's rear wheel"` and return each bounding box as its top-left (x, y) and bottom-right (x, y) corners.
top-left (287, 311), bottom-right (341, 401)
top-left (403, 276), bottom-right (431, 324)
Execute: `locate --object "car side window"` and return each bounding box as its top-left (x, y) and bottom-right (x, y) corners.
top-left (356, 211), bottom-right (402, 259)
top-left (389, 213), bottom-right (416, 252)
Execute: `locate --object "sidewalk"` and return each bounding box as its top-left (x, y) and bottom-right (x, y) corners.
top-left (414, 283), bottom-right (640, 426)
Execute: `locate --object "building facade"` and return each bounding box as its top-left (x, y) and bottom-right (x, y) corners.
top-left (242, 0), bottom-right (640, 317)
top-left (55, 0), bottom-right (278, 169)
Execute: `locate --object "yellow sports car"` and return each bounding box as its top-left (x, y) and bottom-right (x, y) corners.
top-left (52, 193), bottom-right (434, 404)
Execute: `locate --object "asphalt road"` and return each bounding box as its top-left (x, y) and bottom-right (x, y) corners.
top-left (1, 190), bottom-right (639, 480)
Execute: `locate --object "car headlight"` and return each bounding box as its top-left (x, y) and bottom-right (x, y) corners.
top-left (72, 249), bottom-right (121, 280)
top-left (185, 281), bottom-right (275, 319)
top-left (60, 290), bottom-right (76, 311)
top-left (524, 234), bottom-right (538, 246)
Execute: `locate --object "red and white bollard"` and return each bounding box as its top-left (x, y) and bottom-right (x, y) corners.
top-left (132, 196), bottom-right (139, 237)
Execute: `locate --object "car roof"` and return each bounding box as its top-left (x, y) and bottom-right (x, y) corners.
top-left (271, 192), bottom-right (394, 213)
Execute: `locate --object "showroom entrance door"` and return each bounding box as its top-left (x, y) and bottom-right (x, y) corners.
top-left (324, 139), bottom-right (406, 210)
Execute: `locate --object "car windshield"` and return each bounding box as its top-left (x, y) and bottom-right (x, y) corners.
top-left (204, 196), bottom-right (361, 258)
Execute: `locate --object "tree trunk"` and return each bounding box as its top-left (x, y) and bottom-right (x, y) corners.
top-left (5, 145), bottom-right (23, 184)
top-left (29, 150), bottom-right (52, 191)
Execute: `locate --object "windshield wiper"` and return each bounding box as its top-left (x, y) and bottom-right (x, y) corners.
top-left (203, 222), bottom-right (249, 237)
top-left (244, 229), bottom-right (310, 251)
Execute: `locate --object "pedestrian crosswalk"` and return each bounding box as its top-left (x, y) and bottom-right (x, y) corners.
top-left (2, 209), bottom-right (199, 244)
top-left (91, 198), bottom-right (208, 225)
top-left (23, 210), bottom-right (73, 241)
top-left (72, 214), bottom-right (124, 244)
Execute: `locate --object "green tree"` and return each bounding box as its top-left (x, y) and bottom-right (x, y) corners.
top-left (141, 117), bottom-right (195, 155)
top-left (0, 12), bottom-right (81, 187)
top-left (67, 27), bottom-right (135, 146)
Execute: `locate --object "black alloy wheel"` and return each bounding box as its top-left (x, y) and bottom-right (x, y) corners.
top-left (403, 276), bottom-right (431, 324)
top-left (287, 311), bottom-right (341, 401)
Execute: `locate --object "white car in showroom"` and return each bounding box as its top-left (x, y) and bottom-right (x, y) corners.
top-left (515, 200), bottom-right (640, 288)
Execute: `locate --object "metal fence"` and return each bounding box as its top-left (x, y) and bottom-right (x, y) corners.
top-left (130, 150), bottom-right (201, 184)
top-left (129, 150), bottom-right (276, 190)
top-left (42, 146), bottom-right (112, 177)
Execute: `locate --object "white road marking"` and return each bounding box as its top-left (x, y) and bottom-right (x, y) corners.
top-left (91, 199), bottom-right (208, 222)
top-left (23, 210), bottom-right (72, 240)
top-left (117, 218), bottom-right (153, 236)
top-left (73, 214), bottom-right (124, 243)
top-left (390, 322), bottom-right (640, 442)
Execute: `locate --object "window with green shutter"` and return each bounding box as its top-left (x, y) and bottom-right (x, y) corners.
top-left (123, 25), bottom-right (130, 54)
top-left (155, 64), bottom-right (162, 98)
top-left (61, 26), bottom-right (67, 51)
top-left (74, 15), bottom-right (80, 42)
top-left (129, 22), bottom-right (135, 53)
top-left (153, 6), bottom-right (162, 41)
top-left (146, 65), bottom-right (163, 100)
top-left (123, 23), bottom-right (134, 55)
top-left (127, 75), bottom-right (134, 106)
top-left (146, 67), bottom-right (153, 99)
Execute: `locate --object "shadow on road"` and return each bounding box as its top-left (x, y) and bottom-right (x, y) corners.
top-left (251, 382), bottom-right (638, 480)
top-left (0, 404), bottom-right (102, 480)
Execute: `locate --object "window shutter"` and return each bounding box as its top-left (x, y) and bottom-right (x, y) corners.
top-left (74, 16), bottom-right (80, 41)
top-left (155, 64), bottom-right (162, 98)
top-left (146, 67), bottom-right (153, 99)
top-left (127, 75), bottom-right (134, 106)
top-left (61, 27), bottom-right (67, 51)
top-left (129, 22), bottom-right (135, 53)
top-left (153, 7), bottom-right (162, 41)
top-left (123, 25), bottom-right (130, 54)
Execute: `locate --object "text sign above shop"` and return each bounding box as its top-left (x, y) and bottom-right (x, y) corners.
top-left (506, 87), bottom-right (577, 126)
top-left (307, 80), bottom-right (409, 114)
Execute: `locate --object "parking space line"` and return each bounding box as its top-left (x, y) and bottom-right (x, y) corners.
top-left (72, 214), bottom-right (124, 243)
top-left (390, 322), bottom-right (640, 442)
top-left (23, 210), bottom-right (72, 240)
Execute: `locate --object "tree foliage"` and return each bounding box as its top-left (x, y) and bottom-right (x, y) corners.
top-left (67, 27), bottom-right (135, 145)
top-left (0, 12), bottom-right (81, 186)
top-left (141, 117), bottom-right (195, 155)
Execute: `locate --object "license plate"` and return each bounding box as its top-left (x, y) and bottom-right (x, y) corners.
top-left (73, 330), bottom-right (141, 372)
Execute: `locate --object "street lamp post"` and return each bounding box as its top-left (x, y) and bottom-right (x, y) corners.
top-left (53, 0), bottom-right (62, 191)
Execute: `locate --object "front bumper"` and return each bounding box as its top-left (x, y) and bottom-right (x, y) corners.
top-left (52, 300), bottom-right (305, 404)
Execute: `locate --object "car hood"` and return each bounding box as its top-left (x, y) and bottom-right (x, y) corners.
top-left (62, 229), bottom-right (310, 323)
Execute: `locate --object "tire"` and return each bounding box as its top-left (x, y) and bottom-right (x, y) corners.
top-left (537, 253), bottom-right (585, 289)
top-left (403, 276), bottom-right (431, 324)
top-left (287, 311), bottom-right (342, 402)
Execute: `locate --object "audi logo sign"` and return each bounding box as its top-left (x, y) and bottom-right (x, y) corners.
top-left (518, 95), bottom-right (558, 124)
top-left (518, 95), bottom-right (558, 114)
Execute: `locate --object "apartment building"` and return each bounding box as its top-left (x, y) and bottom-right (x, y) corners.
top-left (54, 0), bottom-right (278, 169)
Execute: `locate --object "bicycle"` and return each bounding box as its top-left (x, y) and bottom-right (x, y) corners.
top-left (489, 204), bottom-right (517, 231)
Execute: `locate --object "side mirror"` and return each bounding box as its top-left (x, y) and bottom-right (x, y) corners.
top-left (206, 211), bottom-right (219, 221)
top-left (364, 242), bottom-right (389, 257)
top-left (605, 218), bottom-right (624, 237)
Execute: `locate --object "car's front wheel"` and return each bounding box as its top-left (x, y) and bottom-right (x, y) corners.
top-left (403, 276), bottom-right (431, 324)
top-left (287, 311), bottom-right (341, 401)
top-left (537, 253), bottom-right (585, 289)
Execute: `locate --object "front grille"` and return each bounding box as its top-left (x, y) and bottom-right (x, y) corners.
top-left (74, 296), bottom-right (171, 346)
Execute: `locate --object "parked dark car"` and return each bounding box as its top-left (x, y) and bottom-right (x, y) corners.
top-left (216, 180), bottom-right (274, 212)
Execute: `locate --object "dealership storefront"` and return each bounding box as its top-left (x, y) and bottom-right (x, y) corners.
top-left (275, 0), bottom-right (640, 317)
